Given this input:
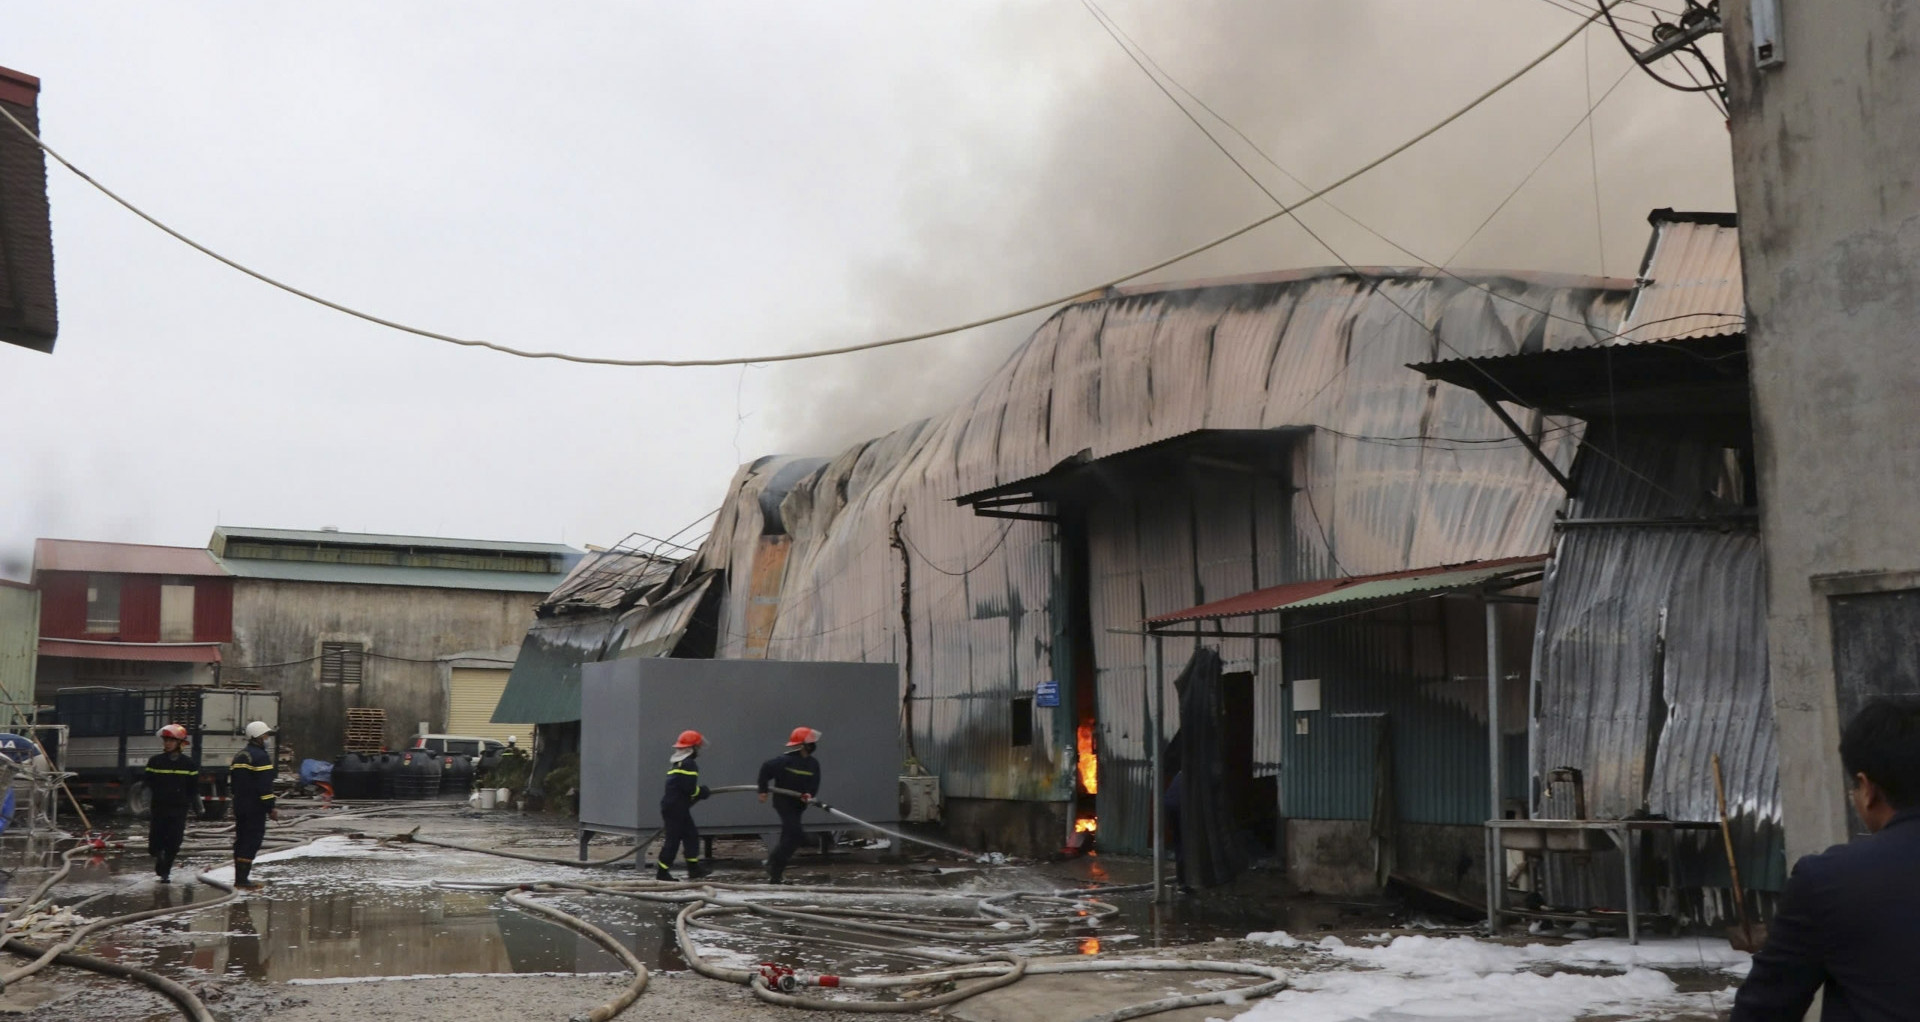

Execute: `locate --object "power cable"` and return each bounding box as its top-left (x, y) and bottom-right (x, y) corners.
top-left (897, 519), bottom-right (1016, 578)
top-left (0, 16), bottom-right (1599, 370)
top-left (1082, 2), bottom-right (1694, 505)
top-left (1583, 28), bottom-right (1609, 275)
top-left (1079, 5), bottom-right (1721, 353)
top-left (1596, 0), bottom-right (1727, 94)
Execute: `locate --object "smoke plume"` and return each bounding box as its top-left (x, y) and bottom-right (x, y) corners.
top-left (763, 0), bottom-right (1734, 453)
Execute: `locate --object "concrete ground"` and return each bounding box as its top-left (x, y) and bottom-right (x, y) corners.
top-left (0, 802), bottom-right (1746, 1022)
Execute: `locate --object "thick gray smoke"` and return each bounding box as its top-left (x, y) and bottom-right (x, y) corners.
top-left (764, 0), bottom-right (1734, 452)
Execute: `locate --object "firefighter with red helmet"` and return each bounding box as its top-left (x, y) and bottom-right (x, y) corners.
top-left (657, 730), bottom-right (712, 881)
top-left (757, 726), bottom-right (821, 884)
top-left (144, 724), bottom-right (199, 883)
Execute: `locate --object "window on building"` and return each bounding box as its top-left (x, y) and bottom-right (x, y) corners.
top-left (320, 641), bottom-right (366, 685)
top-left (1010, 696), bottom-right (1033, 747)
top-left (85, 575), bottom-right (121, 634)
top-left (159, 583), bottom-right (196, 642)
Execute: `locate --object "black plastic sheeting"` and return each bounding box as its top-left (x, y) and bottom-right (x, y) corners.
top-left (1171, 647), bottom-right (1247, 889)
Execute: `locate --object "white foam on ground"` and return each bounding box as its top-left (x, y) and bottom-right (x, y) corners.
top-left (1235, 932), bottom-right (1747, 1022)
top-left (1327, 934), bottom-right (1750, 975)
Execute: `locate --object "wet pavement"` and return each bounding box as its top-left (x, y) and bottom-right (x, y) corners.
top-left (0, 807), bottom-right (1742, 1022)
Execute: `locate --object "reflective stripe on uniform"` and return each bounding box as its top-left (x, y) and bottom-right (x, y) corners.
top-left (146, 768), bottom-right (198, 776)
top-left (231, 763), bottom-right (276, 771)
top-left (667, 768), bottom-right (699, 777)
top-left (784, 767), bottom-right (814, 775)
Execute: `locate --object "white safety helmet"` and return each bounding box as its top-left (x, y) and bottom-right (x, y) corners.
top-left (244, 721), bottom-right (276, 740)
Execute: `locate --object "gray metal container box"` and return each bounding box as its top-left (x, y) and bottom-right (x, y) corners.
top-left (579, 658), bottom-right (902, 837)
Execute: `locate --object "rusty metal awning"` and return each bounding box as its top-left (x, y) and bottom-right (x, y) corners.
top-left (1146, 554), bottom-right (1548, 628)
top-left (38, 638), bottom-right (223, 663)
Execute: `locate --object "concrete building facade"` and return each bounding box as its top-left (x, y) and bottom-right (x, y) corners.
top-left (1724, 1), bottom-right (1920, 860)
top-left (212, 528), bottom-right (577, 762)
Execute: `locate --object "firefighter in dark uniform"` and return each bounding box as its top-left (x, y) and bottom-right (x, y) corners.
top-left (145, 723), bottom-right (199, 883)
top-left (758, 726), bottom-right (821, 884)
top-left (657, 730), bottom-right (712, 881)
top-left (229, 720), bottom-right (280, 889)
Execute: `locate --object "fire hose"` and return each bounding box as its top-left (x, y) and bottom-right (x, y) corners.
top-left (425, 784), bottom-right (1288, 1021)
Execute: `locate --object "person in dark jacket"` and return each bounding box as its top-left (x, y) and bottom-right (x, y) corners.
top-left (145, 723), bottom-right (199, 883)
top-left (1733, 696), bottom-right (1920, 1022)
top-left (757, 726), bottom-right (822, 884)
top-left (658, 730), bottom-right (712, 881)
top-left (228, 721), bottom-right (280, 890)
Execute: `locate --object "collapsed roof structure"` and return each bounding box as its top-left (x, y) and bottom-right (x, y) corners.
top-left (517, 263), bottom-right (1640, 858)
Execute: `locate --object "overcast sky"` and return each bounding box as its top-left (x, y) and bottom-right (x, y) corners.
top-left (0, 2), bottom-right (1734, 577)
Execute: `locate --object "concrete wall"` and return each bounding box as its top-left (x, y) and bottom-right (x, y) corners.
top-left (1724, 1), bottom-right (1920, 860)
top-left (1285, 819), bottom-right (1375, 895)
top-left (944, 797), bottom-right (1072, 860)
top-left (225, 580), bottom-right (534, 762)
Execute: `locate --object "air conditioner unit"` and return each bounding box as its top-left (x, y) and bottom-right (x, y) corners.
top-left (899, 773), bottom-right (942, 823)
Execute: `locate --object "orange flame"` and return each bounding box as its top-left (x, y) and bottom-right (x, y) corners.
top-left (1079, 937), bottom-right (1102, 955)
top-left (1076, 723), bottom-right (1098, 794)
top-left (1075, 817), bottom-right (1098, 833)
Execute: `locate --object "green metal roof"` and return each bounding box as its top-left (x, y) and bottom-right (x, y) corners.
top-left (209, 526), bottom-right (579, 557)
top-left (1148, 554), bottom-right (1548, 625)
top-left (214, 557), bottom-right (569, 594)
top-left (491, 611), bottom-right (620, 724)
top-left (1283, 558), bottom-right (1548, 610)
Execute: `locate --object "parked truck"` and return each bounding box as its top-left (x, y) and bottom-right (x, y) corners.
top-left (48, 686), bottom-right (281, 819)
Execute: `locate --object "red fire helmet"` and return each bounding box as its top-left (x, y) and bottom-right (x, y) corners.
top-left (673, 730), bottom-right (705, 749)
top-left (785, 727), bottom-right (822, 747)
top-left (158, 724), bottom-right (189, 741)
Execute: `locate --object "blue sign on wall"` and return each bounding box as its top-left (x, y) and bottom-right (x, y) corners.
top-left (1034, 680), bottom-right (1061, 708)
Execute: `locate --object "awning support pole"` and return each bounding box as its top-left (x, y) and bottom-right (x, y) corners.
top-left (1151, 635), bottom-right (1165, 904)
top-left (1476, 392), bottom-right (1575, 497)
top-left (1485, 598), bottom-right (1503, 936)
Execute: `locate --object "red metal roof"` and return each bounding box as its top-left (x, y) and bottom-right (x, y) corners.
top-left (38, 638), bottom-right (222, 663)
top-left (1146, 554), bottom-right (1549, 625)
top-left (33, 539), bottom-right (228, 578)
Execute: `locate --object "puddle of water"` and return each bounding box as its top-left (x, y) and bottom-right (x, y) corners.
top-left (85, 885), bottom-right (659, 981)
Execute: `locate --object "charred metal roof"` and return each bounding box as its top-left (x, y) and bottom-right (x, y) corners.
top-left (1409, 212), bottom-right (1749, 444)
top-left (1619, 210), bottom-right (1744, 343)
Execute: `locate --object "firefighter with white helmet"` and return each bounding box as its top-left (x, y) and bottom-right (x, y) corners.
top-left (757, 726), bottom-right (822, 884)
top-left (656, 730), bottom-right (712, 881)
top-left (228, 720), bottom-right (280, 889)
top-left (144, 723), bottom-right (198, 883)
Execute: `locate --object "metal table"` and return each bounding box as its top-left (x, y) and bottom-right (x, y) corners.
top-left (1484, 818), bottom-right (1721, 944)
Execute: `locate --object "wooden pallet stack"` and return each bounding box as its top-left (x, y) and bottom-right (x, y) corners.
top-left (344, 708), bottom-right (387, 754)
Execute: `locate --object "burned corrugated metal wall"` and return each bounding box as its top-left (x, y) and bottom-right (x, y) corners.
top-left (1531, 433), bottom-right (1782, 908)
top-left (695, 269), bottom-right (1632, 853)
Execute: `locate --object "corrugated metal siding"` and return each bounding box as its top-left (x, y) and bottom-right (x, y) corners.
top-left (1281, 596), bottom-right (1532, 826)
top-left (688, 269), bottom-right (1630, 850)
top-left (1619, 218), bottom-right (1744, 342)
top-left (448, 667), bottom-right (524, 742)
top-left (1530, 434), bottom-right (1782, 894)
top-left (0, 585), bottom-right (39, 727)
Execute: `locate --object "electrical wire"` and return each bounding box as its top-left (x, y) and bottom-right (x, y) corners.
top-left (896, 519), bottom-right (1016, 578)
top-left (0, 16), bottom-right (1598, 369)
top-left (1596, 0), bottom-right (1727, 94)
top-left (1080, 2), bottom-right (1697, 506)
top-left (1583, 28), bottom-right (1609, 275)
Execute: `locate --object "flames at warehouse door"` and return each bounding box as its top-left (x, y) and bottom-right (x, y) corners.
top-left (1076, 723), bottom-right (1098, 794)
